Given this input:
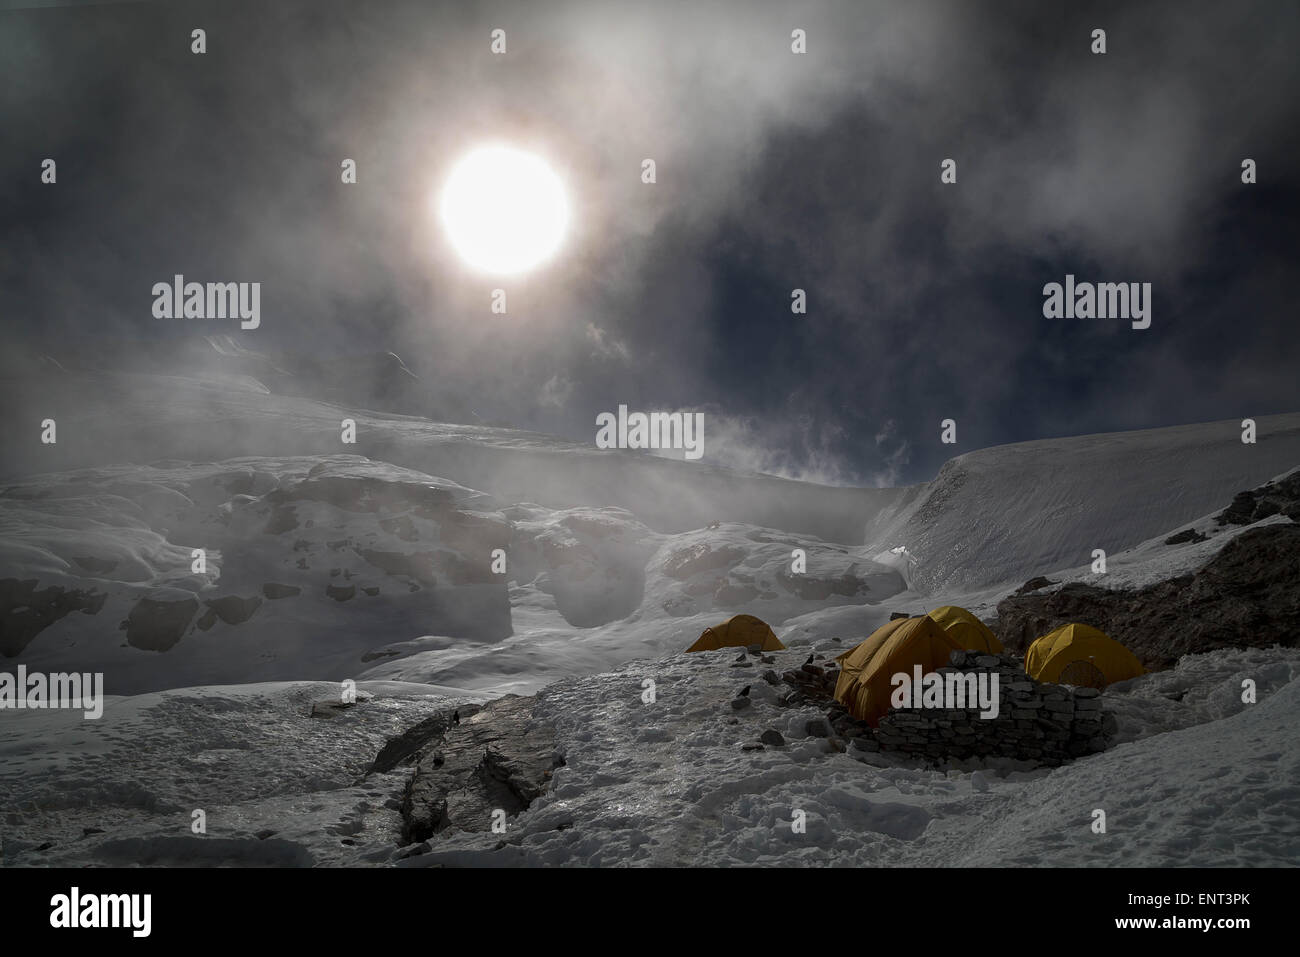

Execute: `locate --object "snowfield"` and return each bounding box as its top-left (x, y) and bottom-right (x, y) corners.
top-left (864, 415), bottom-right (1300, 592)
top-left (1, 362), bottom-right (1297, 867)
top-left (4, 644), bottom-right (1296, 867)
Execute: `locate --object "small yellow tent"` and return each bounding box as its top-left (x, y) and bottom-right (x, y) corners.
top-left (1024, 623), bottom-right (1144, 688)
top-left (927, 605), bottom-right (1003, 654)
top-left (833, 616), bottom-right (962, 726)
top-left (686, 614), bottom-right (785, 653)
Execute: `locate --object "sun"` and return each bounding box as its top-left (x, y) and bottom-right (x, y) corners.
top-left (438, 145), bottom-right (569, 276)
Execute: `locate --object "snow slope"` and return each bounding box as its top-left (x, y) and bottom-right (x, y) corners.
top-left (865, 414), bottom-right (1300, 593)
top-left (5, 643), bottom-right (1296, 867)
top-left (0, 680), bottom-right (481, 867)
top-left (387, 644), bottom-right (1300, 867)
top-left (2, 355), bottom-right (1298, 867)
top-left (1005, 468), bottom-right (1300, 595)
top-left (0, 456), bottom-right (512, 693)
top-left (3, 361), bottom-right (1296, 696)
top-left (0, 454), bottom-right (909, 695)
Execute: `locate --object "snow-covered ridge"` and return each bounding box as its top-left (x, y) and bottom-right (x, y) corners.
top-left (2, 358), bottom-right (1297, 866)
top-left (0, 456), bottom-right (512, 693)
top-left (864, 413), bottom-right (1300, 593)
top-left (3, 356), bottom-right (1297, 696)
top-left (0, 454), bottom-right (909, 695)
top-left (0, 366), bottom-right (895, 543)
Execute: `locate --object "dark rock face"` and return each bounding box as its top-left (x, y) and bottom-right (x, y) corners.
top-left (402, 695), bottom-right (561, 844)
top-left (1165, 528), bottom-right (1208, 545)
top-left (1215, 472), bottom-right (1300, 526)
top-left (996, 524), bottom-right (1300, 667)
top-left (123, 596), bottom-right (199, 652)
top-left (205, 594), bottom-right (262, 625)
top-left (1015, 576), bottom-right (1058, 595)
top-left (0, 578), bottom-right (107, 656)
top-left (366, 704), bottom-right (483, 776)
top-left (196, 594), bottom-right (263, 631)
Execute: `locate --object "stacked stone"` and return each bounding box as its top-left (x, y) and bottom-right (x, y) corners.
top-left (866, 650), bottom-right (1118, 766)
top-left (777, 657), bottom-right (840, 707)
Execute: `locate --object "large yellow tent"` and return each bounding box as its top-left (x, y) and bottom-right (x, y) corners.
top-left (686, 614), bottom-right (785, 653)
top-left (833, 616), bottom-right (962, 726)
top-left (1024, 623), bottom-right (1144, 688)
top-left (927, 605), bottom-right (1003, 653)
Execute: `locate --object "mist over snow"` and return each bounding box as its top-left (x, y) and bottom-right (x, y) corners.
top-left (1, 0), bottom-right (1298, 869)
top-left (2, 358), bottom-right (1298, 866)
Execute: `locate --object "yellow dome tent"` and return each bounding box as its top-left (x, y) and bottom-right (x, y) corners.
top-left (927, 605), bottom-right (1003, 654)
top-left (833, 616), bottom-right (962, 726)
top-left (1024, 623), bottom-right (1144, 689)
top-left (686, 613), bottom-right (785, 653)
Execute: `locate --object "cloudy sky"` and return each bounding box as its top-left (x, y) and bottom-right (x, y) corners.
top-left (2, 0), bottom-right (1297, 485)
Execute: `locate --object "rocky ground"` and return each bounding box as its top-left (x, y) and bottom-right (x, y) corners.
top-left (2, 378), bottom-right (1296, 865)
top-left (370, 471), bottom-right (1300, 859)
top-left (996, 472), bottom-right (1300, 668)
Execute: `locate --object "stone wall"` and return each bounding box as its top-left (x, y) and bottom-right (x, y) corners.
top-left (848, 650), bottom-right (1117, 766)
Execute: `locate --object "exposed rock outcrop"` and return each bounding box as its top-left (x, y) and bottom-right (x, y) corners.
top-left (401, 695), bottom-right (562, 843)
top-left (123, 596), bottom-right (199, 652)
top-left (1215, 471), bottom-right (1300, 526)
top-left (365, 704), bottom-right (483, 777)
top-left (201, 594), bottom-right (262, 627)
top-left (996, 524), bottom-right (1300, 667)
top-left (0, 578), bottom-right (107, 656)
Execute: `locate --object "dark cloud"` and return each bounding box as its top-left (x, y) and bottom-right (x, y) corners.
top-left (1, 0), bottom-right (1296, 484)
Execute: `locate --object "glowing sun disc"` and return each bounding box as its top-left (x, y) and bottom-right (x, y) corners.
top-left (439, 145), bottom-right (569, 275)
